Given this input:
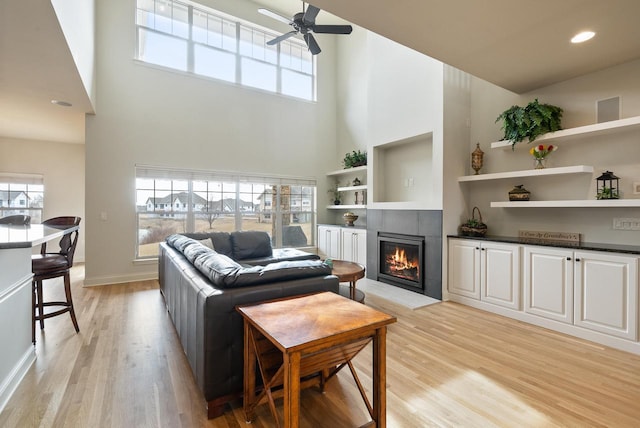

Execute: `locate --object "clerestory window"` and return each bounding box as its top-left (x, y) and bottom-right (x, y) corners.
top-left (135, 0), bottom-right (316, 101)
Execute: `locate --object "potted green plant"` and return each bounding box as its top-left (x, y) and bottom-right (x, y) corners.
top-left (342, 150), bottom-right (367, 168)
top-left (328, 184), bottom-right (342, 205)
top-left (495, 99), bottom-right (563, 150)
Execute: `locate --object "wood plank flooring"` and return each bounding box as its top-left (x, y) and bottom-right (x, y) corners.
top-left (1, 265), bottom-right (640, 427)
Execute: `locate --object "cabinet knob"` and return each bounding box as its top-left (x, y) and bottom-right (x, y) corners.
top-left (475, 247), bottom-right (480, 250)
top-left (567, 257), bottom-right (571, 261)
top-left (576, 258), bottom-right (581, 262)
top-left (481, 248), bottom-right (485, 251)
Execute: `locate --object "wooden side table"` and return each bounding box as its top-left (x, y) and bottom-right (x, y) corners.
top-left (330, 259), bottom-right (365, 302)
top-left (237, 292), bottom-right (396, 428)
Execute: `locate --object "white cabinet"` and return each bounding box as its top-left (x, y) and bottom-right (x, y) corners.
top-left (524, 246), bottom-right (638, 340)
top-left (448, 239), bottom-right (520, 309)
top-left (341, 228), bottom-right (367, 266)
top-left (574, 251), bottom-right (638, 340)
top-left (524, 246), bottom-right (574, 324)
top-left (317, 225), bottom-right (341, 259)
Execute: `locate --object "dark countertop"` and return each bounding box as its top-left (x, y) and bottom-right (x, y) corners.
top-left (448, 234), bottom-right (640, 255)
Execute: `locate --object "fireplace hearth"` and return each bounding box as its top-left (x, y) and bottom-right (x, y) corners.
top-left (377, 232), bottom-right (424, 292)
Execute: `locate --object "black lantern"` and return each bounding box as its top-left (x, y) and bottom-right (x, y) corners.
top-left (596, 171), bottom-right (619, 199)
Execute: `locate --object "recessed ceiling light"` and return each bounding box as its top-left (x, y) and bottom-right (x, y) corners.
top-left (51, 100), bottom-right (72, 107)
top-left (571, 31), bottom-right (595, 44)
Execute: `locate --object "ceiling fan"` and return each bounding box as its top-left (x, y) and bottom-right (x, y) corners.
top-left (258, 3), bottom-right (353, 55)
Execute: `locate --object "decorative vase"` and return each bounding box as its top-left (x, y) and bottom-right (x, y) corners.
top-left (509, 184), bottom-right (531, 201)
top-left (534, 158), bottom-right (546, 169)
top-left (343, 212), bottom-right (358, 226)
top-left (471, 143), bottom-right (484, 175)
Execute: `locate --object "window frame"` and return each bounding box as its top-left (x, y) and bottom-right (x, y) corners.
top-left (135, 165), bottom-right (317, 260)
top-left (135, 0), bottom-right (317, 101)
top-left (0, 173), bottom-right (44, 223)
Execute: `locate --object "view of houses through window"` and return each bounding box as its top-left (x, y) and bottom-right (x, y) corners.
top-left (136, 167), bottom-right (316, 258)
top-left (0, 174), bottom-right (44, 223)
top-left (135, 0), bottom-right (316, 101)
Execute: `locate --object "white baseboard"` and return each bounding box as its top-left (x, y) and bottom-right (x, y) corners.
top-left (0, 347), bottom-right (35, 414)
top-left (83, 271), bottom-right (158, 287)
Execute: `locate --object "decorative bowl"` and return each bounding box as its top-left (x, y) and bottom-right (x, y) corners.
top-left (343, 212), bottom-right (358, 226)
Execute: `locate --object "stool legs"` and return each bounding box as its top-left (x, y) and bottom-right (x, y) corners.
top-left (32, 273), bottom-right (80, 344)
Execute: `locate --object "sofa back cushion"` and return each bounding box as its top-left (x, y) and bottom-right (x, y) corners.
top-left (231, 231), bottom-right (273, 260)
top-left (182, 232), bottom-right (234, 257)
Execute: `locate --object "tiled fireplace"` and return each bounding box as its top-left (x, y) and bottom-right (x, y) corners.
top-left (366, 209), bottom-right (442, 300)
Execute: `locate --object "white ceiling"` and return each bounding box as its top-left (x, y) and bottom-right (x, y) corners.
top-left (2, 0), bottom-right (639, 144)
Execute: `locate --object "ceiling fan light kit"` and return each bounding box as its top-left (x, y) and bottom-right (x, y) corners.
top-left (259, 3), bottom-right (352, 55)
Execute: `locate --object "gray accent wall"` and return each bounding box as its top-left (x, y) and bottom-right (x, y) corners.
top-left (366, 209), bottom-right (443, 300)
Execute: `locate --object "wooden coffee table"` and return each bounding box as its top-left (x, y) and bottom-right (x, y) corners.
top-left (237, 292), bottom-right (396, 428)
top-left (331, 259), bottom-right (365, 302)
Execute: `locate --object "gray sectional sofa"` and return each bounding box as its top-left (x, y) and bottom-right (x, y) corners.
top-left (158, 231), bottom-right (339, 418)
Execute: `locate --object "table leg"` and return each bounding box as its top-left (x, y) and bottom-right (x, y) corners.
top-left (283, 351), bottom-right (301, 428)
top-left (350, 280), bottom-right (356, 300)
top-left (243, 321), bottom-right (256, 422)
top-left (373, 326), bottom-right (387, 427)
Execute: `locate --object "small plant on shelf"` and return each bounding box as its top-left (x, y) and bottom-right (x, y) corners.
top-left (343, 150), bottom-right (367, 168)
top-left (328, 184), bottom-right (342, 205)
top-left (495, 98), bottom-right (563, 150)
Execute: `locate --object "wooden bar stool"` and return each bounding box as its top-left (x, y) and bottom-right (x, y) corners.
top-left (32, 216), bottom-right (81, 344)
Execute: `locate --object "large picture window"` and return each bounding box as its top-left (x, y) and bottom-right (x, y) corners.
top-left (135, 166), bottom-right (316, 259)
top-left (0, 173), bottom-right (44, 223)
top-left (136, 0), bottom-right (316, 101)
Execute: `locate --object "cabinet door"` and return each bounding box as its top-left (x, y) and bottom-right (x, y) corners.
top-left (574, 251), bottom-right (638, 340)
top-left (341, 229), bottom-right (367, 265)
top-left (480, 242), bottom-right (521, 310)
top-left (523, 247), bottom-right (573, 323)
top-left (318, 226), bottom-right (341, 259)
top-left (448, 239), bottom-right (481, 299)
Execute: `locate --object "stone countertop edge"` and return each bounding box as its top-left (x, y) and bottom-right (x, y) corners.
top-left (0, 224), bottom-right (79, 249)
top-left (448, 234), bottom-right (640, 255)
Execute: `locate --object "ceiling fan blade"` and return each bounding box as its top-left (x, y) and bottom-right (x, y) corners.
top-left (304, 33), bottom-right (321, 55)
top-left (311, 24), bottom-right (353, 35)
top-left (303, 5), bottom-right (320, 25)
top-left (267, 31), bottom-right (298, 45)
top-left (258, 8), bottom-right (292, 25)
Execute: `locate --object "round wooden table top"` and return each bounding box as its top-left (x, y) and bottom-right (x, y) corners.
top-left (330, 260), bottom-right (365, 282)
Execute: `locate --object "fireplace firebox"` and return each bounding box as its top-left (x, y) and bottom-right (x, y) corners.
top-left (377, 232), bottom-right (424, 292)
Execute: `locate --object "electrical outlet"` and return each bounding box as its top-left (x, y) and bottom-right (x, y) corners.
top-left (613, 218), bottom-right (640, 230)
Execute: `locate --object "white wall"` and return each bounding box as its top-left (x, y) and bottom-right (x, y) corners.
top-left (335, 29), bottom-right (444, 212)
top-left (51, 0), bottom-right (96, 108)
top-left (84, 0), bottom-right (339, 285)
top-left (467, 59), bottom-right (640, 244)
top-left (0, 137), bottom-right (86, 261)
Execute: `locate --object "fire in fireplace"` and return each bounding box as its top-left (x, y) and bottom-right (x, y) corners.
top-left (377, 232), bottom-right (425, 292)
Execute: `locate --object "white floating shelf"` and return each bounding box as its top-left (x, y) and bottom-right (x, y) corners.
top-left (326, 165), bottom-right (367, 176)
top-left (491, 116), bottom-right (640, 149)
top-left (337, 185), bottom-right (368, 191)
top-left (458, 165), bottom-right (594, 182)
top-left (491, 199), bottom-right (640, 208)
top-left (327, 205), bottom-right (367, 210)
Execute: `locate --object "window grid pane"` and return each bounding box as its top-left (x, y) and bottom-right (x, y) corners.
top-left (135, 0), bottom-right (315, 101)
top-left (135, 171), bottom-right (316, 258)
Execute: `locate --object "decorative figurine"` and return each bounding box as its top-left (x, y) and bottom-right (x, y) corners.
top-left (471, 143), bottom-right (484, 175)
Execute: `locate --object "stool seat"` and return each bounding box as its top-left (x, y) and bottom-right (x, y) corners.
top-left (32, 254), bottom-right (69, 273)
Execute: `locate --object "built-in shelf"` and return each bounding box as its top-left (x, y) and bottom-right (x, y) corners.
top-left (327, 205), bottom-right (367, 210)
top-left (491, 116), bottom-right (640, 149)
top-left (337, 185), bottom-right (368, 192)
top-left (326, 165), bottom-right (367, 176)
top-left (491, 199), bottom-right (640, 208)
top-left (458, 165), bottom-right (594, 182)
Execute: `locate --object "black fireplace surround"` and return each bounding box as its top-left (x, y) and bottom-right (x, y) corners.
top-left (366, 209), bottom-right (442, 300)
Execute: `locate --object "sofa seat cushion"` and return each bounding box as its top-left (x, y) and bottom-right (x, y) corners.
top-left (241, 248), bottom-right (320, 266)
top-left (230, 231), bottom-right (272, 260)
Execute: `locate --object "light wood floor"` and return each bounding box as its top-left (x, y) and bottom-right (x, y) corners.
top-left (2, 266), bottom-right (640, 427)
